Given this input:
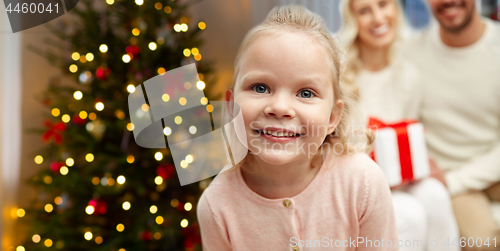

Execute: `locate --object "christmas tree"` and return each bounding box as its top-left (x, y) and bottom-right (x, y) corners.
top-left (17, 0), bottom-right (217, 250)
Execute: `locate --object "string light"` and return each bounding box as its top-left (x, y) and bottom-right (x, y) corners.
top-left (86, 53), bottom-right (94, 62)
top-left (184, 81), bottom-right (192, 89)
top-left (108, 178), bottom-right (115, 186)
top-left (180, 160), bottom-right (188, 168)
top-left (164, 6), bottom-right (171, 13)
top-left (154, 232), bottom-right (161, 240)
top-left (180, 23), bottom-right (188, 32)
top-left (95, 102), bottom-right (104, 111)
top-left (99, 44), bottom-right (108, 52)
top-left (191, 48), bottom-right (199, 55)
top-left (163, 127), bottom-right (172, 136)
top-left (150, 205), bottom-right (158, 214)
top-left (158, 67), bottom-right (166, 75)
top-left (16, 208), bottom-right (25, 218)
top-left (194, 54), bottom-right (202, 61)
top-left (85, 153), bottom-right (94, 162)
top-left (44, 204), bottom-right (54, 213)
top-left (183, 49), bottom-right (191, 57)
top-left (141, 104), bottom-right (149, 112)
top-left (122, 201), bottom-right (131, 210)
top-left (186, 154), bottom-right (194, 163)
top-left (55, 197), bottom-right (63, 205)
top-left (44, 239), bottom-right (53, 247)
top-left (157, 37), bottom-right (165, 44)
top-left (106, 0), bottom-right (114, 5)
top-left (92, 177), bottom-right (100, 185)
top-left (135, 0), bottom-right (143, 5)
top-left (154, 2), bottom-right (162, 9)
top-left (116, 223), bottom-right (125, 232)
top-left (44, 176), bottom-right (52, 184)
top-left (32, 234), bottom-right (41, 243)
top-left (34, 155), bottom-right (43, 164)
top-left (149, 42), bottom-right (157, 51)
top-left (65, 158), bottom-right (74, 166)
top-left (74, 91), bottom-right (83, 100)
top-left (196, 81), bottom-right (205, 90)
top-left (189, 126), bottom-right (197, 134)
top-left (173, 24), bottom-right (181, 32)
top-left (89, 112), bottom-right (97, 120)
top-left (122, 54), bottom-right (131, 63)
top-left (115, 110), bottom-right (125, 119)
top-left (155, 216), bottom-right (164, 224)
top-left (86, 205), bottom-right (95, 214)
top-left (60, 166), bottom-right (69, 175)
top-left (184, 202), bottom-right (193, 211)
top-left (80, 55), bottom-right (87, 63)
top-left (79, 111), bottom-right (88, 119)
top-left (132, 28), bottom-right (140, 36)
top-left (174, 116), bottom-right (182, 125)
top-left (179, 97), bottom-right (187, 106)
top-left (61, 114), bottom-right (71, 123)
top-left (162, 94), bottom-right (170, 102)
top-left (16, 246), bottom-right (25, 251)
top-left (84, 232), bottom-right (93, 241)
top-left (71, 52), bottom-right (80, 60)
top-left (200, 97), bottom-right (208, 105)
top-left (51, 108), bottom-right (60, 117)
top-left (69, 64), bottom-right (78, 73)
top-left (170, 199), bottom-right (179, 207)
top-left (154, 176), bottom-right (163, 185)
top-left (117, 175), bottom-right (126, 184)
top-left (206, 104), bottom-right (214, 112)
top-left (95, 236), bottom-right (103, 244)
top-left (198, 22), bottom-right (206, 30)
top-left (127, 155), bottom-right (135, 163)
top-left (127, 123), bottom-right (134, 131)
top-left (180, 219), bottom-right (189, 228)
top-left (154, 152), bottom-right (163, 161)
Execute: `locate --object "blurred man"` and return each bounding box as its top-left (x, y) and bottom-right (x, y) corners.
top-left (406, 0), bottom-right (500, 250)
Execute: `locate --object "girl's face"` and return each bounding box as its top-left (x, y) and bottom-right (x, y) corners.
top-left (351, 0), bottom-right (397, 49)
top-left (228, 32), bottom-right (342, 165)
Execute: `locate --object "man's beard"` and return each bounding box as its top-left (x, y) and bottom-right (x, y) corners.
top-left (436, 4), bottom-right (475, 33)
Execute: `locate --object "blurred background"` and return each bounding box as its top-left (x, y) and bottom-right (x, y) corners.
top-left (0, 0), bottom-right (498, 250)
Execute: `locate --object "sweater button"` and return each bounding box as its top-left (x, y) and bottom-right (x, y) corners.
top-left (292, 246), bottom-right (299, 251)
top-left (283, 199), bottom-right (291, 207)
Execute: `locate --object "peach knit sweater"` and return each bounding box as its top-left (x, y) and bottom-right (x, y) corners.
top-left (197, 153), bottom-right (399, 251)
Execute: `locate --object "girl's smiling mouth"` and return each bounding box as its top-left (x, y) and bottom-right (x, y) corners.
top-left (254, 127), bottom-right (303, 142)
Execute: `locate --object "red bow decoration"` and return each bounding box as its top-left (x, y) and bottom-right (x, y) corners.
top-left (42, 120), bottom-right (66, 144)
top-left (368, 117), bottom-right (419, 182)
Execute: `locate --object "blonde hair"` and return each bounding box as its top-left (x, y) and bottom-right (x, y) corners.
top-left (227, 5), bottom-right (371, 173)
top-left (338, 0), bottom-right (405, 99)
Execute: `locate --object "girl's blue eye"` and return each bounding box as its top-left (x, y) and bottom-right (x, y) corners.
top-left (299, 90), bottom-right (314, 98)
top-left (252, 84), bottom-right (268, 94)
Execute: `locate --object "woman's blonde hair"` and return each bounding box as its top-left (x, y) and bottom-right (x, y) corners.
top-left (338, 0), bottom-right (405, 99)
top-left (226, 5), bottom-right (371, 173)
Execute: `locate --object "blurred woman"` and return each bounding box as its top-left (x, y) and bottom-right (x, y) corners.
top-left (339, 0), bottom-right (460, 250)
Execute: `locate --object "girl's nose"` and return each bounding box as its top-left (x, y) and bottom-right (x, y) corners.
top-left (372, 8), bottom-right (385, 24)
top-left (264, 93), bottom-right (296, 119)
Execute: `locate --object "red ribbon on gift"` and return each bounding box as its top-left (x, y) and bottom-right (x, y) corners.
top-left (368, 117), bottom-right (419, 182)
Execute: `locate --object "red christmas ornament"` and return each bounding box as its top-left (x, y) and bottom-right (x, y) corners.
top-left (156, 164), bottom-right (175, 180)
top-left (72, 114), bottom-right (87, 125)
top-left (140, 230), bottom-right (153, 241)
top-left (50, 162), bottom-right (65, 173)
top-left (96, 66), bottom-right (111, 81)
top-left (42, 120), bottom-right (66, 144)
top-left (88, 199), bottom-right (107, 215)
top-left (126, 45), bottom-right (141, 57)
top-left (176, 202), bottom-right (184, 211)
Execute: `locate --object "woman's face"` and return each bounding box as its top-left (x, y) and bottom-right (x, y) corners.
top-left (351, 0), bottom-right (397, 49)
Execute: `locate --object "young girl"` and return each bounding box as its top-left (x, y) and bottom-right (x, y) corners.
top-left (339, 0), bottom-right (460, 250)
top-left (197, 5), bottom-right (398, 251)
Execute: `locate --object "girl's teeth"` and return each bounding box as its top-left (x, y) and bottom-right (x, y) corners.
top-left (288, 132), bottom-right (294, 137)
top-left (263, 129), bottom-right (267, 134)
top-left (277, 132), bottom-right (284, 137)
top-left (271, 131), bottom-right (278, 136)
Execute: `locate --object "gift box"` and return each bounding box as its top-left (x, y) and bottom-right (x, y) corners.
top-left (368, 117), bottom-right (430, 187)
